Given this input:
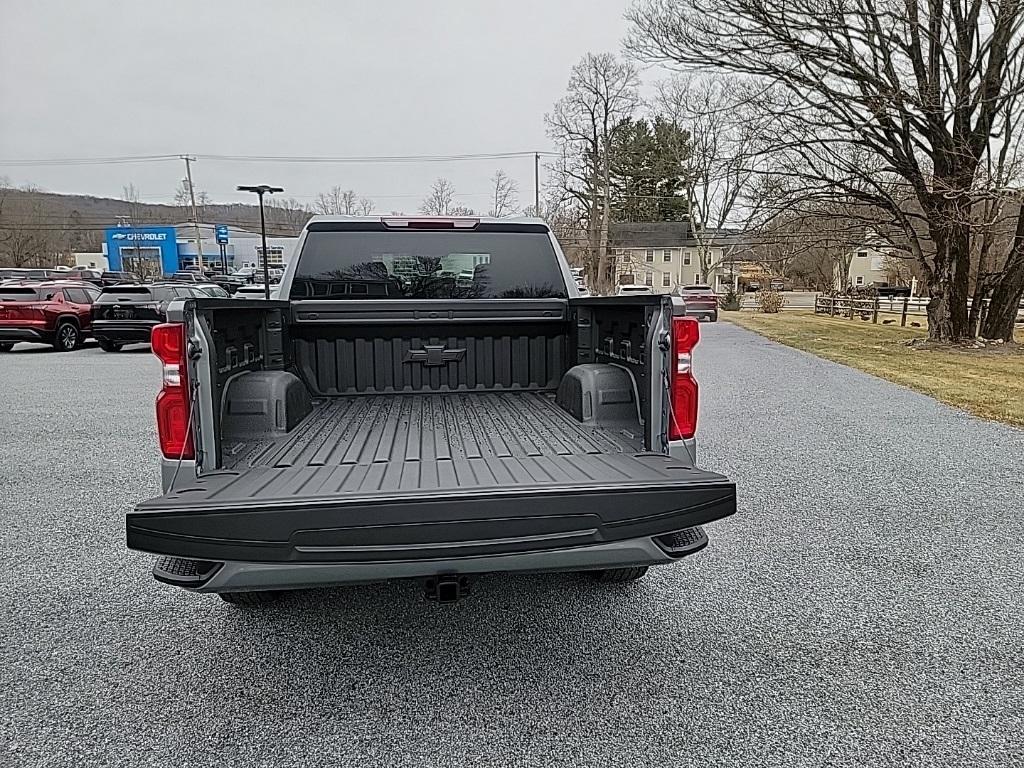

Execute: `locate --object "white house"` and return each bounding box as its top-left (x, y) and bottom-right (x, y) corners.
top-left (836, 242), bottom-right (912, 289)
top-left (609, 222), bottom-right (744, 293)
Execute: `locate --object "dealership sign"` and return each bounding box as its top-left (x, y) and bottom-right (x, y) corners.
top-left (110, 231), bottom-right (170, 242)
top-left (104, 226), bottom-right (180, 273)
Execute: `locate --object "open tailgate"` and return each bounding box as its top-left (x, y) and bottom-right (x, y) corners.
top-left (128, 456), bottom-right (735, 563)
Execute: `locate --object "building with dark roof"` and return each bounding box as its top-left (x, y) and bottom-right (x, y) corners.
top-left (609, 221), bottom-right (749, 293)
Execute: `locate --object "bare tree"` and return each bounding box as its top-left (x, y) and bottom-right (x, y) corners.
top-left (523, 188), bottom-right (590, 267)
top-left (546, 53), bottom-right (640, 291)
top-left (421, 178), bottom-right (456, 215)
top-left (174, 179), bottom-right (210, 221)
top-left (747, 215), bottom-right (806, 280)
top-left (545, 145), bottom-right (599, 255)
top-left (0, 195), bottom-right (57, 268)
top-left (263, 197), bottom-right (311, 234)
top-left (489, 169), bottom-right (519, 217)
top-left (749, 198), bottom-right (889, 290)
top-left (121, 184), bottom-right (146, 224)
top-left (882, 254), bottom-right (915, 288)
top-left (0, 178), bottom-right (12, 263)
top-left (315, 187), bottom-right (357, 215)
top-left (981, 197), bottom-right (1024, 339)
top-left (342, 189), bottom-right (360, 215)
top-left (657, 75), bottom-right (768, 281)
top-left (313, 186), bottom-right (345, 215)
top-left (117, 184), bottom-right (151, 273)
top-left (977, 63), bottom-right (1024, 340)
top-left (627, 0), bottom-right (1024, 341)
top-left (314, 187), bottom-right (376, 216)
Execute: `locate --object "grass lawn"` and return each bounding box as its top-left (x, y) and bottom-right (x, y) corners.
top-left (722, 311), bottom-right (1024, 428)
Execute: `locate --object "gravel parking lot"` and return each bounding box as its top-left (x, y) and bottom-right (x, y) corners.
top-left (2, 325), bottom-right (1022, 767)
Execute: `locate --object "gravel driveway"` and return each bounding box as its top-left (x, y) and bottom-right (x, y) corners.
top-left (1, 325), bottom-right (1021, 767)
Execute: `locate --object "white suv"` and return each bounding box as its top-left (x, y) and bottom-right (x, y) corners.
top-left (616, 284), bottom-right (654, 296)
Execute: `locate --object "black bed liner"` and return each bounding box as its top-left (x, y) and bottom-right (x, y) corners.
top-left (223, 392), bottom-right (642, 473)
top-left (130, 392), bottom-right (736, 563)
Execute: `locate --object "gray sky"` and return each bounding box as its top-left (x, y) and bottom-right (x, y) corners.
top-left (0, 0), bottom-right (634, 214)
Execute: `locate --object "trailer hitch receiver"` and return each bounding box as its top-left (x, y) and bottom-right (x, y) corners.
top-left (425, 574), bottom-right (471, 603)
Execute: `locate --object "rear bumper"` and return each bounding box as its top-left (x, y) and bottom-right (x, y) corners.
top-left (91, 320), bottom-right (158, 343)
top-left (130, 467), bottom-right (736, 594)
top-left (154, 532), bottom-right (704, 592)
top-left (683, 306), bottom-right (717, 318)
top-left (0, 326), bottom-right (50, 343)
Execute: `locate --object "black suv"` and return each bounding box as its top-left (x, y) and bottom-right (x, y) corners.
top-left (91, 284), bottom-right (205, 351)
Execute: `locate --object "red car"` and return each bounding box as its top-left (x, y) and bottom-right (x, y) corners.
top-left (0, 281), bottom-right (101, 352)
top-left (673, 284), bottom-right (719, 322)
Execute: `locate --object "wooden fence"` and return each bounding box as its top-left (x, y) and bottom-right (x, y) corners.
top-left (813, 295), bottom-right (989, 327)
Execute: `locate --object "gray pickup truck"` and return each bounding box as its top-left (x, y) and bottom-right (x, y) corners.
top-left (127, 216), bottom-right (736, 604)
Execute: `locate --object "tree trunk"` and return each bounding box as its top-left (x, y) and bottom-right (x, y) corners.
top-left (967, 201), bottom-right (995, 337)
top-left (967, 280), bottom-right (988, 337)
top-left (926, 210), bottom-right (971, 341)
top-left (598, 140), bottom-right (612, 293)
top-left (981, 201), bottom-right (1024, 342)
top-left (587, 144), bottom-right (603, 292)
top-left (700, 243), bottom-right (713, 283)
top-left (588, 194), bottom-right (600, 289)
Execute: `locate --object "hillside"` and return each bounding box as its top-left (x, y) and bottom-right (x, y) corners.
top-left (0, 187), bottom-right (311, 267)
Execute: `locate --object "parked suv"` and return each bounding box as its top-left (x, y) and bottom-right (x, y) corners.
top-left (233, 283), bottom-right (279, 299)
top-left (167, 272), bottom-right (204, 283)
top-left (92, 284), bottom-right (203, 351)
top-left (100, 271), bottom-right (141, 287)
top-left (616, 284), bottom-right (654, 296)
top-left (230, 266), bottom-right (259, 283)
top-left (673, 285), bottom-right (719, 322)
top-left (0, 268), bottom-right (64, 282)
top-left (208, 274), bottom-right (245, 294)
top-left (0, 281), bottom-right (100, 351)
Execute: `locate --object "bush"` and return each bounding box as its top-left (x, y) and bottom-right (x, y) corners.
top-left (756, 290), bottom-right (786, 313)
top-left (719, 286), bottom-right (742, 311)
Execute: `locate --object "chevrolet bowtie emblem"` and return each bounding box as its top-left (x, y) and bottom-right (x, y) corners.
top-left (403, 345), bottom-right (467, 367)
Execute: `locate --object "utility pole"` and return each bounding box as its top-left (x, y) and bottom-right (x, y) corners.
top-left (181, 155), bottom-right (205, 272)
top-left (534, 152), bottom-right (540, 217)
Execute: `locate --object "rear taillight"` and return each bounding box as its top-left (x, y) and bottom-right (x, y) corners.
top-left (151, 323), bottom-right (194, 460)
top-left (669, 317), bottom-right (700, 441)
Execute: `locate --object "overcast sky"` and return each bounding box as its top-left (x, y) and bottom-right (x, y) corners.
top-left (0, 0), bottom-right (636, 214)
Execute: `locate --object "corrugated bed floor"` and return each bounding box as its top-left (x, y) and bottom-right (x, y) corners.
top-left (198, 393), bottom-right (710, 501)
top-left (226, 392), bottom-right (641, 471)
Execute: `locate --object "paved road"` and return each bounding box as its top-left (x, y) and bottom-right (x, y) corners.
top-left (1, 326), bottom-right (1022, 767)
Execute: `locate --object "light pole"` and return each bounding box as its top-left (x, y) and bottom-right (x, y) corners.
top-left (237, 184), bottom-right (284, 300)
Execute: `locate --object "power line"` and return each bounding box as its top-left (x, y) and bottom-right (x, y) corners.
top-left (196, 151), bottom-right (559, 164)
top-left (0, 150), bottom-right (559, 167)
top-left (0, 154), bottom-right (181, 167)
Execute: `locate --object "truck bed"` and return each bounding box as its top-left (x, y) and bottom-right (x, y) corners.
top-left (205, 389), bottom-right (698, 502)
top-left (221, 391), bottom-right (643, 486)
